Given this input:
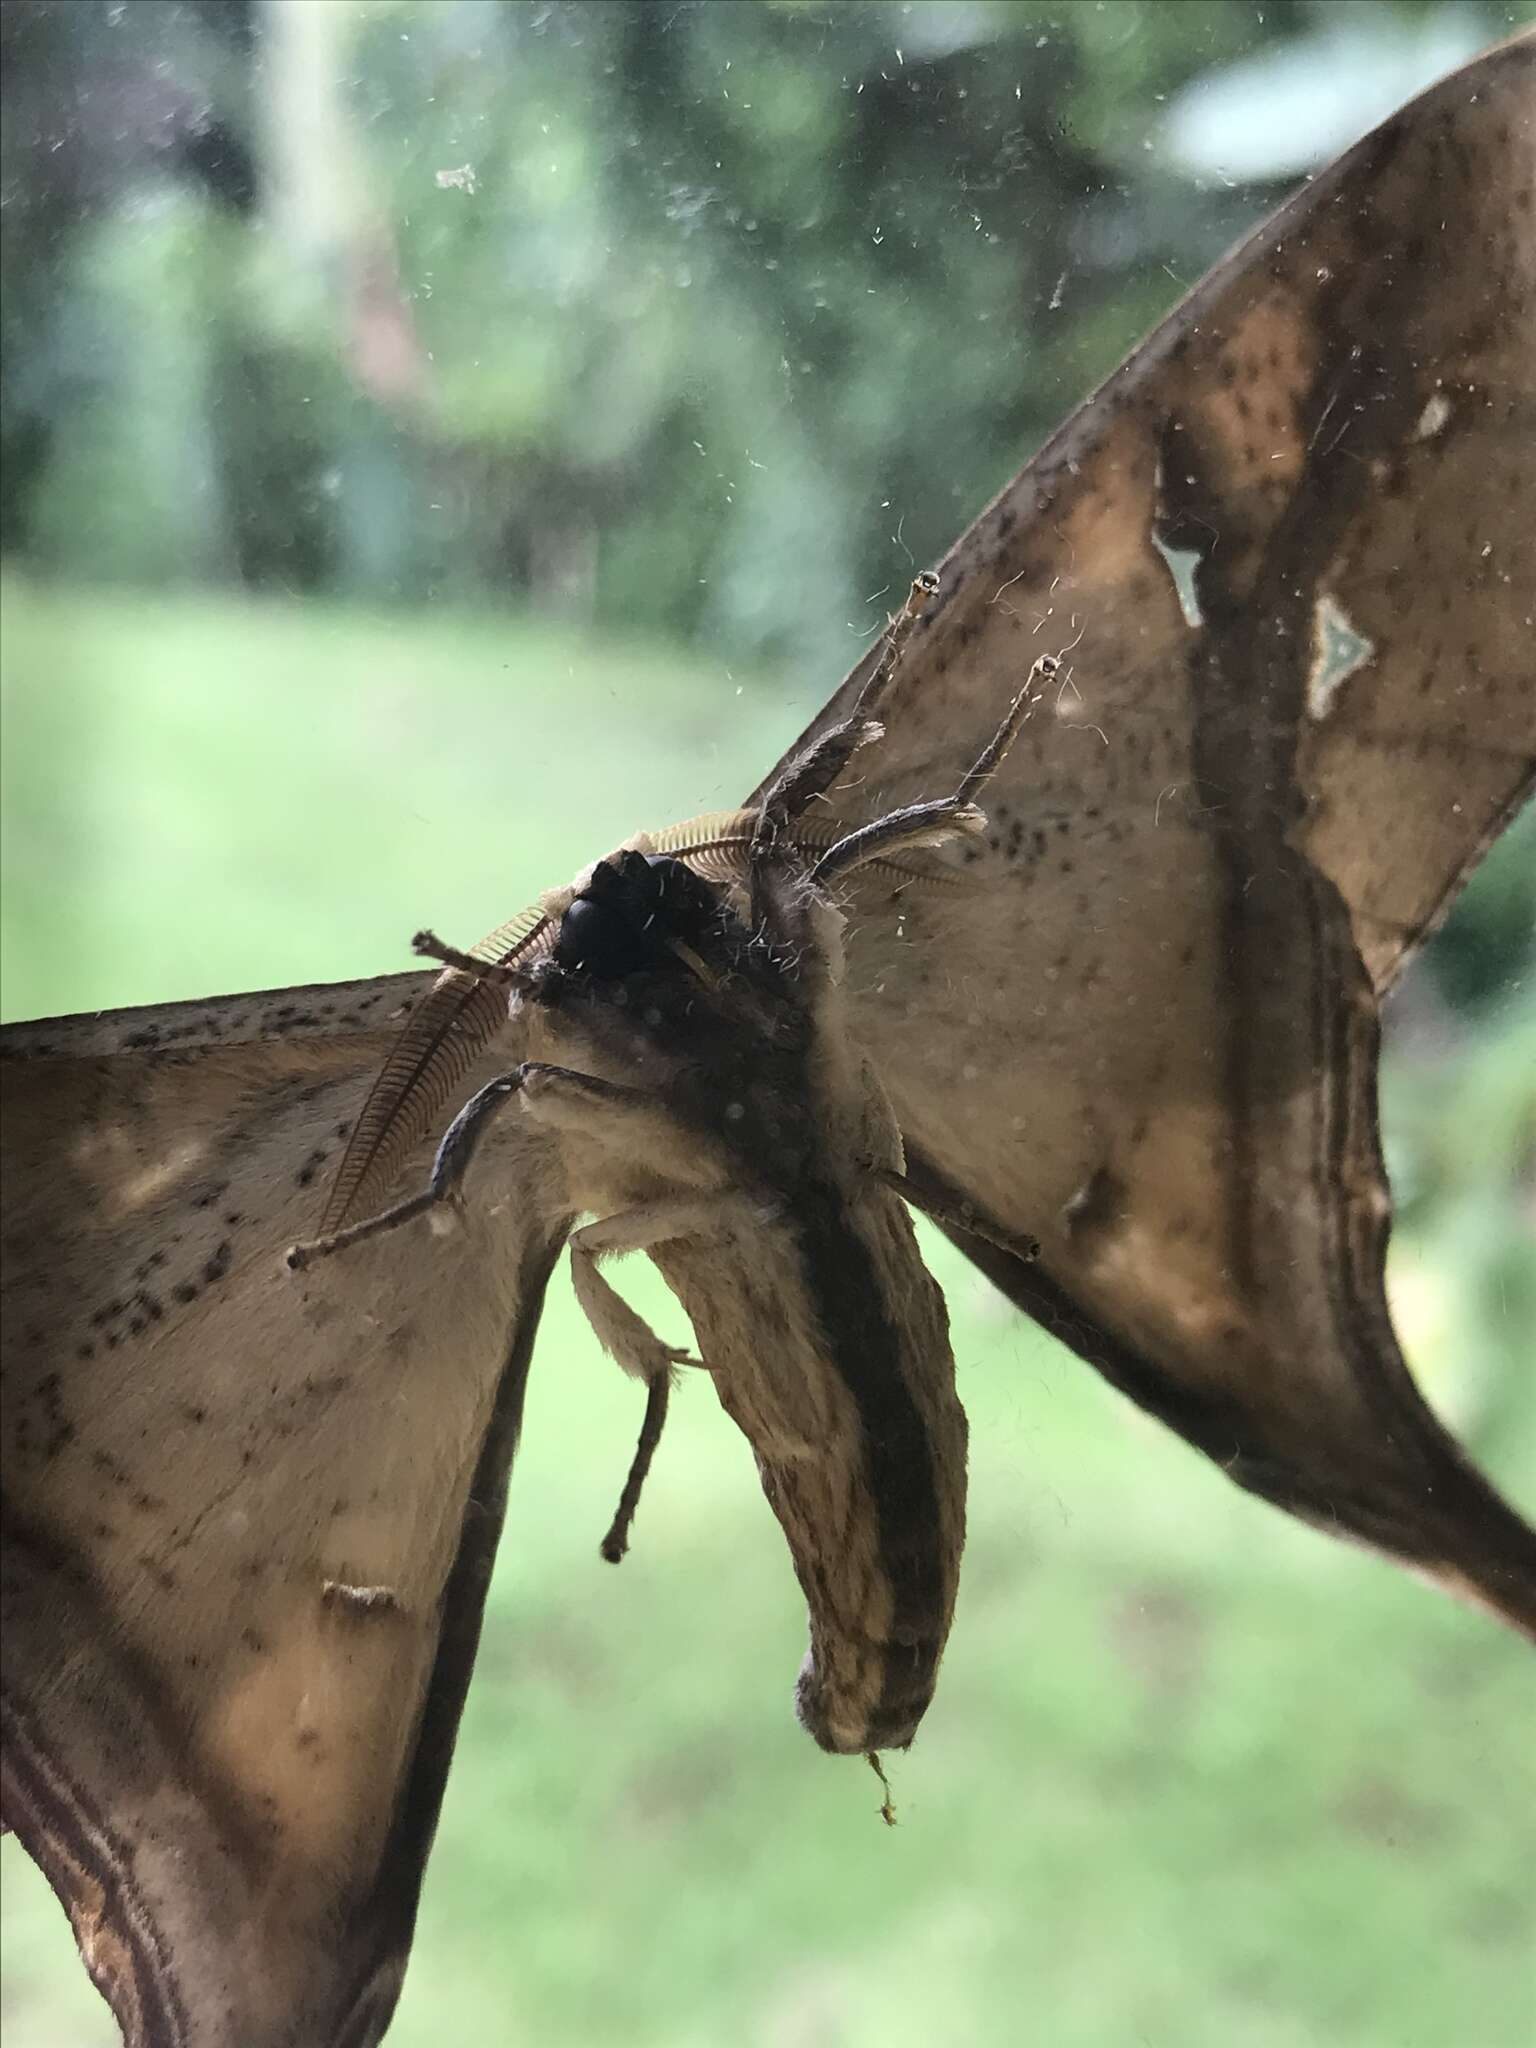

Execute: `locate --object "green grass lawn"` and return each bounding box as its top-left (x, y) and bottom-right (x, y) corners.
top-left (2, 579), bottom-right (1532, 2048)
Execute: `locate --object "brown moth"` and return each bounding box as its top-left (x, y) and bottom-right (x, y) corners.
top-left (3, 36), bottom-right (1534, 2048)
top-left (286, 604), bottom-right (1037, 1763)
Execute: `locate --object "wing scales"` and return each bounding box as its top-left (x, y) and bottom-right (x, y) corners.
top-left (1, 1009), bottom-right (567, 2044)
top-left (753, 37), bottom-right (1536, 1624)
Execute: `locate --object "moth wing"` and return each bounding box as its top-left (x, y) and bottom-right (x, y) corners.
top-left (1, 978), bottom-right (567, 2046)
top-left (760, 40), bottom-right (1536, 1623)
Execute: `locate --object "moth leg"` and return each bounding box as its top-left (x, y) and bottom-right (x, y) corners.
top-left (810, 662), bottom-right (1050, 890)
top-left (597, 1369), bottom-right (670, 1566)
top-left (568, 1193), bottom-right (762, 1378)
top-left (569, 1195), bottom-right (761, 1563)
top-left (875, 1165), bottom-right (1040, 1265)
top-left (808, 795), bottom-right (988, 887)
top-left (515, 1062), bottom-right (700, 1163)
top-left (517, 1060), bottom-right (657, 1116)
top-left (285, 1069), bottom-right (524, 1268)
top-left (568, 1239), bottom-right (690, 1566)
top-left (568, 1230), bottom-right (699, 1384)
top-left (574, 1192), bottom-right (764, 1257)
top-left (840, 566), bottom-right (940, 733)
top-left (751, 571), bottom-right (941, 860)
top-left (949, 651), bottom-right (1056, 807)
top-left (751, 716), bottom-right (886, 858)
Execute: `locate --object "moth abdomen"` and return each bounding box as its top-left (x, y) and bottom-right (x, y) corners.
top-left (670, 1174), bottom-right (967, 1760)
top-left (794, 1621), bottom-right (948, 1756)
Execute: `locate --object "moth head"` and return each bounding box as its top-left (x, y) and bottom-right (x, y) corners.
top-left (526, 845), bottom-right (859, 1187)
top-left (550, 851), bottom-right (721, 981)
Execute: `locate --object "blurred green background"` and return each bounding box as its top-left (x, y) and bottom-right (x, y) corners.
top-left (2, 4), bottom-right (1533, 2045)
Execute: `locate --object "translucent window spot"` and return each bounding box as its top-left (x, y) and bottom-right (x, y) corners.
top-left (1413, 390), bottom-right (1453, 440)
top-left (1308, 594), bottom-right (1375, 719)
top-left (1151, 529), bottom-right (1205, 628)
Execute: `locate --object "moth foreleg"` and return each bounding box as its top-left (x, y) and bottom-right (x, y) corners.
top-left (841, 566), bottom-right (941, 729)
top-left (810, 666), bottom-right (1049, 889)
top-left (809, 795), bottom-right (987, 888)
top-left (514, 1061), bottom-right (684, 1149)
top-left (286, 1069), bottom-right (524, 1268)
top-left (951, 654), bottom-right (1055, 806)
top-left (751, 716), bottom-right (885, 860)
top-left (751, 574), bottom-right (939, 862)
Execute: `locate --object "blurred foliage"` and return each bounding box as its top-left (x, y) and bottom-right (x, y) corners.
top-left (3, 0), bottom-right (1529, 667)
top-left (2, 4), bottom-right (1534, 2044)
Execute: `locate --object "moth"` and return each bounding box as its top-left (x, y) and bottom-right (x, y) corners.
top-left (287, 593), bottom-right (1037, 1763)
top-left (3, 36), bottom-right (1534, 2048)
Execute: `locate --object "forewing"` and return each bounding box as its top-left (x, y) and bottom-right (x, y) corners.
top-left (755, 41), bottom-right (1536, 1625)
top-left (1, 979), bottom-right (568, 2046)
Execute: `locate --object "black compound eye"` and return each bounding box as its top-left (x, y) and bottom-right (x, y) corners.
top-left (555, 893), bottom-right (650, 979)
top-left (555, 852), bottom-right (723, 980)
